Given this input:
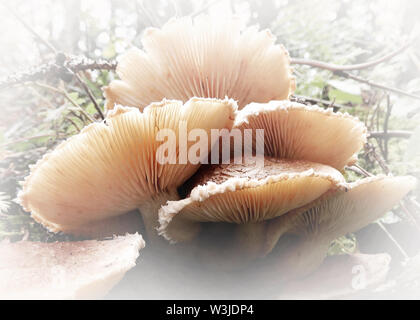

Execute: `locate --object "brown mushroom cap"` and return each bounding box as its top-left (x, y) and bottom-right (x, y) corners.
top-left (263, 175), bottom-right (417, 278)
top-left (159, 157), bottom-right (345, 243)
top-left (0, 233), bottom-right (144, 299)
top-left (18, 98), bottom-right (237, 235)
top-left (104, 15), bottom-right (295, 111)
top-left (234, 100), bottom-right (367, 170)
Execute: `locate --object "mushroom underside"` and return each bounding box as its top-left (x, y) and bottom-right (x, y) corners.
top-left (0, 233), bottom-right (145, 299)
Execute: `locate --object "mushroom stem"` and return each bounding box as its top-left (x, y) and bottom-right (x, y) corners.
top-left (275, 236), bottom-right (332, 280)
top-left (138, 190), bottom-right (179, 245)
top-left (233, 222), bottom-right (267, 261)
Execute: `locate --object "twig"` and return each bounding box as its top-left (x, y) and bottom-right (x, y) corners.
top-left (0, 55), bottom-right (116, 90)
top-left (290, 95), bottom-right (351, 109)
top-left (291, 41), bottom-right (420, 102)
top-left (377, 221), bottom-right (409, 261)
top-left (65, 55), bottom-right (116, 72)
top-left (337, 71), bottom-right (420, 101)
top-left (353, 164), bottom-right (373, 177)
top-left (2, 9), bottom-right (105, 119)
top-left (32, 82), bottom-right (95, 123)
top-left (66, 117), bottom-right (81, 133)
top-left (345, 165), bottom-right (370, 177)
top-left (72, 72), bottom-right (105, 120)
top-left (290, 42), bottom-right (411, 72)
top-left (364, 142), bottom-right (390, 175)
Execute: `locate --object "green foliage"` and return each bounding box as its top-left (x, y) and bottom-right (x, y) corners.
top-left (328, 234), bottom-right (358, 256)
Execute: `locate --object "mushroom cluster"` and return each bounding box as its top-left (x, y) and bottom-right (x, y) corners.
top-left (3, 15), bottom-right (417, 298)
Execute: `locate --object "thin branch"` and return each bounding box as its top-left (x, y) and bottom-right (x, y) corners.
top-left (2, 9), bottom-right (105, 119)
top-left (65, 117), bottom-right (81, 133)
top-left (291, 41), bottom-right (420, 102)
top-left (0, 55), bottom-right (116, 90)
top-left (364, 142), bottom-right (390, 175)
top-left (290, 94), bottom-right (351, 109)
top-left (290, 42), bottom-right (411, 72)
top-left (32, 82), bottom-right (95, 123)
top-left (72, 71), bottom-right (105, 120)
top-left (353, 164), bottom-right (373, 177)
top-left (345, 165), bottom-right (370, 177)
top-left (337, 71), bottom-right (420, 101)
top-left (65, 55), bottom-right (116, 72)
top-left (377, 221), bottom-right (409, 261)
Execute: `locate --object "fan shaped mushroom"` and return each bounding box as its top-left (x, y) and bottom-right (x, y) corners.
top-left (104, 15), bottom-right (295, 111)
top-left (234, 100), bottom-right (367, 170)
top-left (262, 175), bottom-right (417, 279)
top-left (0, 233), bottom-right (144, 299)
top-left (159, 157), bottom-right (345, 261)
top-left (18, 98), bottom-right (237, 241)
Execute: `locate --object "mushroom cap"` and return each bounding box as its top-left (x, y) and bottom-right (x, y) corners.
top-left (104, 15), bottom-right (295, 111)
top-left (18, 97), bottom-right (237, 234)
top-left (0, 233), bottom-right (144, 299)
top-left (234, 100), bottom-right (367, 170)
top-left (264, 175), bottom-right (417, 256)
top-left (159, 158), bottom-right (345, 242)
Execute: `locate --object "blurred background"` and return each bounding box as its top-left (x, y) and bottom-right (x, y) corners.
top-left (0, 0), bottom-right (419, 297)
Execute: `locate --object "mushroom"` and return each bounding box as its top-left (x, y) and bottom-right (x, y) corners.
top-left (234, 100), bottom-right (367, 170)
top-left (104, 15), bottom-right (295, 111)
top-left (159, 157), bottom-right (345, 262)
top-left (262, 175), bottom-right (417, 279)
top-left (0, 233), bottom-right (144, 299)
top-left (18, 97), bottom-right (237, 241)
top-left (158, 99), bottom-right (367, 261)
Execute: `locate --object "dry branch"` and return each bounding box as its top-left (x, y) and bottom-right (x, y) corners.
top-left (290, 42), bottom-right (411, 72)
top-left (290, 94), bottom-right (351, 110)
top-left (0, 54), bottom-right (116, 90)
top-left (291, 41), bottom-right (420, 102)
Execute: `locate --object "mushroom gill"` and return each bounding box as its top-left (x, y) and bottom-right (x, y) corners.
top-left (158, 157), bottom-right (345, 261)
top-left (18, 98), bottom-right (237, 242)
top-left (262, 175), bottom-right (417, 279)
top-left (234, 100), bottom-right (367, 170)
top-left (104, 15), bottom-right (295, 111)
